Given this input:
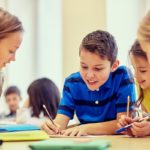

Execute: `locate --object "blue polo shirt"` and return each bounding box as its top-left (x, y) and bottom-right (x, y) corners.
top-left (58, 66), bottom-right (136, 124)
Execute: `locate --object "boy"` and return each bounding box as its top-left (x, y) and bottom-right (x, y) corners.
top-left (4, 86), bottom-right (21, 118)
top-left (42, 30), bottom-right (136, 136)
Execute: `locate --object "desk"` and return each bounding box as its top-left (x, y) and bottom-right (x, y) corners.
top-left (0, 135), bottom-right (150, 150)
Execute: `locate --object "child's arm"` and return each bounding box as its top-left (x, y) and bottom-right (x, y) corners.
top-left (41, 114), bottom-right (70, 135)
top-left (62, 112), bottom-right (126, 136)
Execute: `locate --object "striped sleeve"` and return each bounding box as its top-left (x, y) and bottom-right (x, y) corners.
top-left (57, 80), bottom-right (75, 119)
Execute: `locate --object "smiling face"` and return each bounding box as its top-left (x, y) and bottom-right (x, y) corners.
top-left (80, 48), bottom-right (118, 91)
top-left (130, 54), bottom-right (150, 89)
top-left (0, 32), bottom-right (23, 69)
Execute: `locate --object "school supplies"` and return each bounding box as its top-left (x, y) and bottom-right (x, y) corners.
top-left (0, 124), bottom-right (40, 132)
top-left (29, 138), bottom-right (110, 150)
top-left (0, 130), bottom-right (49, 141)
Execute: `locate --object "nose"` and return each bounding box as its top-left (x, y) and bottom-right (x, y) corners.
top-left (11, 53), bottom-right (16, 61)
top-left (86, 70), bottom-right (95, 78)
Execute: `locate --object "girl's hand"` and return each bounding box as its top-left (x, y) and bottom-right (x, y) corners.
top-left (117, 115), bottom-right (134, 136)
top-left (131, 121), bottom-right (150, 137)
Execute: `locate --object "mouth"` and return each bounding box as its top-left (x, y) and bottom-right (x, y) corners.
top-left (138, 80), bottom-right (146, 85)
top-left (87, 80), bottom-right (98, 85)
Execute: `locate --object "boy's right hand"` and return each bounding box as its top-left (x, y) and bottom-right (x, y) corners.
top-left (41, 119), bottom-right (61, 135)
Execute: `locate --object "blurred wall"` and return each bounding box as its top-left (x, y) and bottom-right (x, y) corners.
top-left (62, 0), bottom-right (106, 79)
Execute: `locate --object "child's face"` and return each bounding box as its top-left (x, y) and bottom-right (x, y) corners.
top-left (6, 93), bottom-right (20, 112)
top-left (80, 49), bottom-right (113, 91)
top-left (130, 54), bottom-right (150, 89)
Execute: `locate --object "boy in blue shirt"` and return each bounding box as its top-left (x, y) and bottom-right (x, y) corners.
top-left (42, 30), bottom-right (136, 136)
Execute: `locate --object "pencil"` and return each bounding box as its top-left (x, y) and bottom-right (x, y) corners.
top-left (43, 104), bottom-right (56, 126)
top-left (127, 96), bottom-right (130, 117)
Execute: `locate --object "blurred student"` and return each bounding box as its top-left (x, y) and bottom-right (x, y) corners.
top-left (0, 8), bottom-right (23, 96)
top-left (4, 86), bottom-right (21, 118)
top-left (24, 77), bottom-right (60, 119)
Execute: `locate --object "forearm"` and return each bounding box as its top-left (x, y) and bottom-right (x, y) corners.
top-left (84, 120), bottom-right (118, 135)
top-left (54, 114), bottom-right (70, 130)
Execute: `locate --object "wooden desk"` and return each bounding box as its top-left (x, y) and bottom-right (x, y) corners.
top-left (0, 135), bottom-right (150, 150)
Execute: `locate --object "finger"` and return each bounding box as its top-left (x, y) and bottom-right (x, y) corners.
top-left (132, 121), bottom-right (147, 128)
top-left (45, 120), bottom-right (60, 134)
top-left (63, 129), bottom-right (72, 136)
top-left (70, 129), bottom-right (78, 137)
top-left (77, 131), bottom-right (87, 137)
top-left (41, 124), bottom-right (56, 135)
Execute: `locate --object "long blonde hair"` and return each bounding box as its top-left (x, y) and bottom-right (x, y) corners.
top-left (138, 10), bottom-right (150, 42)
top-left (0, 7), bottom-right (23, 40)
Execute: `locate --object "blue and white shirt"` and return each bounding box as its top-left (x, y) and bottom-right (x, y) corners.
top-left (58, 66), bottom-right (136, 124)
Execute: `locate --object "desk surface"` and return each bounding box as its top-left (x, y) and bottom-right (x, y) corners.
top-left (0, 135), bottom-right (150, 150)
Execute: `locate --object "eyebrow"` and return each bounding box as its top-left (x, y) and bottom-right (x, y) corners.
top-left (80, 62), bottom-right (105, 67)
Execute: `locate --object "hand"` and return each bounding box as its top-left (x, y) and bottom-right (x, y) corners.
top-left (131, 120), bottom-right (150, 137)
top-left (61, 125), bottom-right (88, 137)
top-left (117, 115), bottom-right (133, 128)
top-left (41, 118), bottom-right (61, 135)
top-left (117, 115), bottom-right (134, 136)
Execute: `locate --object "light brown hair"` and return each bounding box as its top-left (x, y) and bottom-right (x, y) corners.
top-left (0, 7), bottom-right (23, 40)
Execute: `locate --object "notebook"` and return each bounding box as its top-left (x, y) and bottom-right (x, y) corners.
top-left (0, 124), bottom-right (40, 132)
top-left (0, 130), bottom-right (49, 141)
top-left (29, 138), bottom-right (110, 150)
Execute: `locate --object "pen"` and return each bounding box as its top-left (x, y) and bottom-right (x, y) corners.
top-left (43, 104), bottom-right (56, 126)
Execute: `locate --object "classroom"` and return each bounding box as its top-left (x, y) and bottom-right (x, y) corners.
top-left (0, 0), bottom-right (150, 150)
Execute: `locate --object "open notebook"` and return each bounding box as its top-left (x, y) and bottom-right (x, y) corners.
top-left (29, 138), bottom-right (110, 150)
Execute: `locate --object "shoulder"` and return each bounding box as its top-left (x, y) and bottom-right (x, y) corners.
top-left (65, 72), bottom-right (84, 83)
top-left (113, 66), bottom-right (133, 78)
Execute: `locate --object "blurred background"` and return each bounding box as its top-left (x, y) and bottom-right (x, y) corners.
top-left (0, 0), bottom-right (149, 112)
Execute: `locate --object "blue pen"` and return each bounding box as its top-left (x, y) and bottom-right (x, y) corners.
top-left (116, 124), bottom-right (132, 133)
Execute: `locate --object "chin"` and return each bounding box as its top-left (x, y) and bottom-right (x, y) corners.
top-left (87, 86), bottom-right (99, 91)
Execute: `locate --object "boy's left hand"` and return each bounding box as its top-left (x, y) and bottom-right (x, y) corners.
top-left (61, 125), bottom-right (88, 137)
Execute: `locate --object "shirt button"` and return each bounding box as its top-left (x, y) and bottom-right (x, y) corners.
top-left (95, 100), bottom-right (99, 104)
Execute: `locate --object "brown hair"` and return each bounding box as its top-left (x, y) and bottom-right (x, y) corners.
top-left (4, 85), bottom-right (21, 97)
top-left (129, 40), bottom-right (147, 106)
top-left (138, 10), bottom-right (150, 42)
top-left (79, 30), bottom-right (118, 65)
top-left (0, 7), bottom-right (23, 40)
top-left (27, 78), bottom-right (60, 119)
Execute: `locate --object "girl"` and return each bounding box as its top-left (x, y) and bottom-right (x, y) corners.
top-left (0, 8), bottom-right (23, 96)
top-left (24, 77), bottom-right (60, 119)
top-left (118, 40), bottom-right (150, 137)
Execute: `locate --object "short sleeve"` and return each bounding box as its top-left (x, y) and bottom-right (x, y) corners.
top-left (57, 79), bottom-right (75, 119)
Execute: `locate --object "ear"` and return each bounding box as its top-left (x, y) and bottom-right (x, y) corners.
top-left (111, 59), bottom-right (120, 72)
